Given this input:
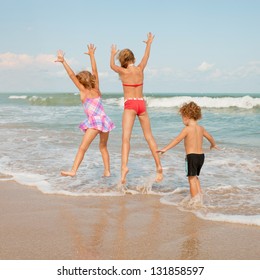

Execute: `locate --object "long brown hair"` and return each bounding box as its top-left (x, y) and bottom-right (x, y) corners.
top-left (117, 49), bottom-right (135, 68)
top-left (76, 71), bottom-right (96, 89)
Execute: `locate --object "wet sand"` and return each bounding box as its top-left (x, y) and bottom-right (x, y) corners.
top-left (0, 181), bottom-right (259, 260)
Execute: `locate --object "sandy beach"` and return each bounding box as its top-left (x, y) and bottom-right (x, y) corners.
top-left (0, 180), bottom-right (259, 260)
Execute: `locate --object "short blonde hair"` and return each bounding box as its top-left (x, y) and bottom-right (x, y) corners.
top-left (179, 101), bottom-right (202, 120)
top-left (117, 49), bottom-right (135, 68)
top-left (76, 71), bottom-right (96, 89)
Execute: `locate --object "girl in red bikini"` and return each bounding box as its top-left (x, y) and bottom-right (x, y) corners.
top-left (110, 32), bottom-right (163, 184)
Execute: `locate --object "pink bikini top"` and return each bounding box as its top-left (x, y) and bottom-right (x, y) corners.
top-left (122, 83), bottom-right (143, 87)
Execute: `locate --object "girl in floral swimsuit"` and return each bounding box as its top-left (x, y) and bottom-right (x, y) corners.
top-left (55, 44), bottom-right (115, 177)
top-left (110, 32), bottom-right (163, 184)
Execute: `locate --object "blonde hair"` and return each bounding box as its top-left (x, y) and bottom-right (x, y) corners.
top-left (179, 101), bottom-right (202, 120)
top-left (76, 71), bottom-right (96, 89)
top-left (117, 49), bottom-right (135, 68)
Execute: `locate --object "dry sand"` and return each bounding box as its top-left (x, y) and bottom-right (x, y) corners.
top-left (0, 180), bottom-right (259, 260)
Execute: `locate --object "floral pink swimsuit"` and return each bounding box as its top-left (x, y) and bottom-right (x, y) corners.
top-left (79, 97), bottom-right (115, 133)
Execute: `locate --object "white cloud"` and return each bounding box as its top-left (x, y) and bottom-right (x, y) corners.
top-left (0, 52), bottom-right (32, 68)
top-left (146, 67), bottom-right (176, 78)
top-left (211, 68), bottom-right (222, 78)
top-left (230, 60), bottom-right (260, 78)
top-left (1, 51), bottom-right (260, 93)
top-left (146, 67), bottom-right (159, 77)
top-left (197, 60), bottom-right (260, 80)
top-left (0, 52), bottom-right (56, 69)
top-left (98, 71), bottom-right (109, 77)
top-left (197, 61), bottom-right (214, 72)
top-left (35, 54), bottom-right (56, 65)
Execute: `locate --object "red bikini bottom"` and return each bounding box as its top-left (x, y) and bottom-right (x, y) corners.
top-left (124, 98), bottom-right (146, 116)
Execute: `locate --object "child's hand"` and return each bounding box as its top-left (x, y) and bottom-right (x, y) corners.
top-left (210, 145), bottom-right (221, 150)
top-left (156, 150), bottom-right (165, 155)
top-left (111, 44), bottom-right (119, 56)
top-left (143, 32), bottom-right (155, 45)
top-left (55, 50), bottom-right (65, 63)
top-left (85, 44), bottom-right (96, 56)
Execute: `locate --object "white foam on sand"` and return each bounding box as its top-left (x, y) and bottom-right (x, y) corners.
top-left (160, 188), bottom-right (260, 227)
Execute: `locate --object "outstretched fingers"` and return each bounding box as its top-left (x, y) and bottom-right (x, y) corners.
top-left (54, 49), bottom-right (65, 63)
top-left (111, 44), bottom-right (119, 56)
top-left (85, 44), bottom-right (96, 56)
top-left (143, 32), bottom-right (155, 44)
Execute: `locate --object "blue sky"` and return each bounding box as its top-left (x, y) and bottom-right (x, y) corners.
top-left (0, 0), bottom-right (260, 93)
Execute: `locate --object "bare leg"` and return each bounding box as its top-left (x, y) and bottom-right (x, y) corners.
top-left (99, 132), bottom-right (110, 177)
top-left (121, 109), bottom-right (136, 184)
top-left (196, 176), bottom-right (202, 194)
top-left (61, 129), bottom-right (99, 177)
top-left (188, 176), bottom-right (201, 197)
top-left (138, 112), bottom-right (163, 182)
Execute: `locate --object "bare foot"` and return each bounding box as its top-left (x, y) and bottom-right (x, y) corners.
top-left (117, 182), bottom-right (128, 193)
top-left (155, 169), bottom-right (163, 182)
top-left (103, 170), bottom-right (111, 177)
top-left (121, 166), bottom-right (129, 184)
top-left (61, 170), bottom-right (76, 177)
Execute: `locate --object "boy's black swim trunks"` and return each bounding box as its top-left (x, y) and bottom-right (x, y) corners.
top-left (185, 153), bottom-right (205, 176)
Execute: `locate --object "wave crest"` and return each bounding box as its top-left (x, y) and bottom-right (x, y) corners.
top-left (145, 95), bottom-right (260, 109)
top-left (8, 94), bottom-right (260, 109)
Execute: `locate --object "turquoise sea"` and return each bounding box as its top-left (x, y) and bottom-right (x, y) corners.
top-left (0, 92), bottom-right (260, 226)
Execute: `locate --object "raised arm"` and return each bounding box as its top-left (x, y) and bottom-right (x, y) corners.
top-left (55, 50), bottom-right (84, 91)
top-left (84, 44), bottom-right (99, 88)
top-left (138, 32), bottom-right (155, 71)
top-left (110, 44), bottom-right (123, 73)
top-left (157, 128), bottom-right (188, 154)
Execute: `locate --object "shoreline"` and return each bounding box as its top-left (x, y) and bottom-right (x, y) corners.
top-left (1, 180), bottom-right (260, 260)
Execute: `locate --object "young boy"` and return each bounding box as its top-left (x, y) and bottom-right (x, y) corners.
top-left (157, 102), bottom-right (218, 197)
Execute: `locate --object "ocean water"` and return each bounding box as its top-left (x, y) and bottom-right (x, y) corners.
top-left (0, 92), bottom-right (260, 226)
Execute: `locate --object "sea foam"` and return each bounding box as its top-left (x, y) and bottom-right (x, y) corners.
top-left (145, 95), bottom-right (260, 109)
top-left (9, 95), bottom-right (27, 99)
top-left (105, 95), bottom-right (260, 109)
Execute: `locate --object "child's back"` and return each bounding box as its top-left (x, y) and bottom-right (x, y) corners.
top-left (182, 119), bottom-right (204, 155)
